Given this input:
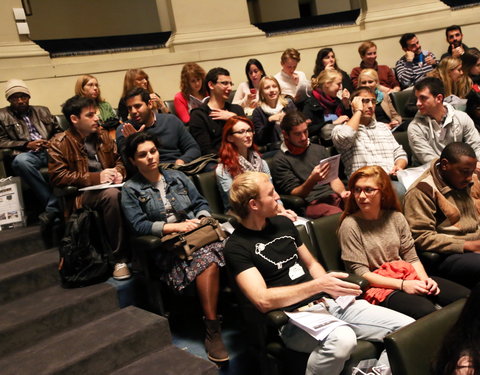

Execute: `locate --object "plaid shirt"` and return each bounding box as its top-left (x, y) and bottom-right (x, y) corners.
top-left (332, 119), bottom-right (407, 177)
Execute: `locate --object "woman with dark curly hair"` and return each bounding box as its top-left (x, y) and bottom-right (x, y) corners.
top-left (174, 62), bottom-right (208, 124)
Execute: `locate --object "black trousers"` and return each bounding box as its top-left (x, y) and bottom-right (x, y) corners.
top-left (379, 276), bottom-right (470, 319)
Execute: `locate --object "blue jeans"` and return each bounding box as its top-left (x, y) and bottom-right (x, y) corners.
top-left (11, 151), bottom-right (59, 213)
top-left (280, 299), bottom-right (414, 375)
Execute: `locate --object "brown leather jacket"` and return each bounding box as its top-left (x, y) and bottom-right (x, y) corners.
top-left (0, 105), bottom-right (61, 153)
top-left (48, 127), bottom-right (125, 209)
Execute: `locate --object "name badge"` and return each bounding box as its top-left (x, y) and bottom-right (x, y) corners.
top-left (289, 263), bottom-right (305, 280)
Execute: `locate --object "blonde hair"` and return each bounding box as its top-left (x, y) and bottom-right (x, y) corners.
top-left (311, 69), bottom-right (342, 90)
top-left (357, 69), bottom-right (379, 88)
top-left (257, 76), bottom-right (288, 107)
top-left (75, 74), bottom-right (104, 103)
top-left (428, 57), bottom-right (472, 98)
top-left (229, 172), bottom-right (270, 219)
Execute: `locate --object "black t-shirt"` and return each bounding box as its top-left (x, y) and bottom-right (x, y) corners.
top-left (225, 216), bottom-right (314, 289)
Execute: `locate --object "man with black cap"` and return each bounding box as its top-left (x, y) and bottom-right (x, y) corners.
top-left (0, 79), bottom-right (62, 223)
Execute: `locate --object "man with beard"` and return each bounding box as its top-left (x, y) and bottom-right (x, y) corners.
top-left (0, 79), bottom-right (61, 223)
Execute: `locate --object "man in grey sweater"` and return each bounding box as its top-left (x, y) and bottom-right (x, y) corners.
top-left (408, 77), bottom-right (480, 166)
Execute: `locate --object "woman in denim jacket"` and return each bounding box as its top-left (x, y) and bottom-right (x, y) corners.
top-left (121, 132), bottom-right (228, 363)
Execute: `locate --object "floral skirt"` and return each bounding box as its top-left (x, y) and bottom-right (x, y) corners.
top-left (155, 240), bottom-right (225, 292)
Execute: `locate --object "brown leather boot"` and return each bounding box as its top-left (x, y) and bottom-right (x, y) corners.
top-left (204, 317), bottom-right (229, 363)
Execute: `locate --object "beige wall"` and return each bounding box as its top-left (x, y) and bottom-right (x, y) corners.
top-left (27, 0), bottom-right (163, 39)
top-left (0, 0), bottom-right (479, 114)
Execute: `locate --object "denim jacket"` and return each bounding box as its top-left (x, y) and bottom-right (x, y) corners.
top-left (121, 169), bottom-right (211, 236)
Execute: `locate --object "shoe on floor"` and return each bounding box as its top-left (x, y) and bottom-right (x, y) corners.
top-left (204, 317), bottom-right (229, 363)
top-left (113, 263), bottom-right (131, 280)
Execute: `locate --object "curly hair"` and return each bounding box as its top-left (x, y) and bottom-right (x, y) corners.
top-left (179, 62), bottom-right (207, 99)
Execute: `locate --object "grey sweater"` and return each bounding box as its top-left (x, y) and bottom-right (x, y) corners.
top-left (339, 210), bottom-right (419, 276)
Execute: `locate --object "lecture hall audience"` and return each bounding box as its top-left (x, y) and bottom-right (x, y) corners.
top-left (8, 23), bottom-right (480, 371)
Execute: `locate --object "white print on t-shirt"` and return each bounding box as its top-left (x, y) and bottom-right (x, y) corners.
top-left (255, 235), bottom-right (298, 269)
top-left (288, 262), bottom-right (305, 280)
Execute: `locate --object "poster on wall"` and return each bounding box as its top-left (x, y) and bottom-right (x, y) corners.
top-left (0, 177), bottom-right (25, 230)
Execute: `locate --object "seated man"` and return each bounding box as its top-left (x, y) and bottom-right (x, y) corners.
top-left (116, 87), bottom-right (201, 165)
top-left (408, 77), bottom-right (480, 166)
top-left (0, 79), bottom-right (61, 223)
top-left (332, 86), bottom-right (408, 194)
top-left (274, 48), bottom-right (310, 102)
top-left (404, 142), bottom-right (480, 288)
top-left (395, 33), bottom-right (437, 89)
top-left (189, 67), bottom-right (244, 156)
top-left (49, 95), bottom-right (130, 280)
top-left (271, 111), bottom-right (348, 218)
top-left (225, 171), bottom-right (414, 375)
top-left (441, 25), bottom-right (469, 60)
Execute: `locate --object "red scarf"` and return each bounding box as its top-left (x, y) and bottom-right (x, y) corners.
top-left (313, 89), bottom-right (344, 117)
top-left (284, 138), bottom-right (309, 155)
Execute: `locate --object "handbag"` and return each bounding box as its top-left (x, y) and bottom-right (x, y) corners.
top-left (160, 217), bottom-right (227, 260)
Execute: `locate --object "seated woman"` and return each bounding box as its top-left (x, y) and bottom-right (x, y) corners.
top-left (232, 59), bottom-right (266, 115)
top-left (216, 116), bottom-right (296, 220)
top-left (75, 74), bottom-right (119, 135)
top-left (433, 283), bottom-right (480, 375)
top-left (118, 68), bottom-right (169, 121)
top-left (428, 56), bottom-right (472, 102)
top-left (252, 76), bottom-right (296, 150)
top-left (313, 48), bottom-right (354, 93)
top-left (357, 69), bottom-right (403, 130)
top-left (121, 132), bottom-right (228, 363)
top-left (174, 62), bottom-right (208, 124)
top-left (338, 165), bottom-right (469, 319)
top-left (350, 41), bottom-right (400, 93)
top-left (461, 47), bottom-right (480, 87)
top-left (302, 69), bottom-right (351, 141)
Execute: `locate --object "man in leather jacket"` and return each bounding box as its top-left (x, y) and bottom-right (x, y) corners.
top-left (0, 79), bottom-right (61, 222)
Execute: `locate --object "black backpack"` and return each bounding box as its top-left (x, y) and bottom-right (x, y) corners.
top-left (58, 208), bottom-right (111, 288)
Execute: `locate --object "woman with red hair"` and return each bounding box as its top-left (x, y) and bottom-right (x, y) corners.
top-left (338, 165), bottom-right (468, 319)
top-left (216, 116), bottom-right (296, 220)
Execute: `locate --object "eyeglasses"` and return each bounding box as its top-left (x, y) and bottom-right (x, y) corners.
top-left (361, 98), bottom-right (376, 104)
top-left (231, 128), bottom-right (254, 136)
top-left (352, 187), bottom-right (380, 196)
top-left (217, 81), bottom-right (234, 87)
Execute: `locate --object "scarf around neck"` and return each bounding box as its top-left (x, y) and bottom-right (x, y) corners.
top-left (313, 89), bottom-right (344, 117)
top-left (284, 137), bottom-right (310, 155)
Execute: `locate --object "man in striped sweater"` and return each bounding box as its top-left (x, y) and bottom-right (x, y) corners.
top-left (395, 33), bottom-right (437, 89)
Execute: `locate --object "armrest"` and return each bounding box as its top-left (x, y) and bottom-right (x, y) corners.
top-left (0, 148), bottom-right (13, 160)
top-left (131, 235), bottom-right (162, 252)
top-left (344, 273), bottom-right (370, 291)
top-left (279, 194), bottom-right (307, 213)
top-left (266, 310), bottom-right (289, 328)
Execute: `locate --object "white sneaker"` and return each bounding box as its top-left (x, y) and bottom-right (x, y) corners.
top-left (113, 263), bottom-right (131, 280)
